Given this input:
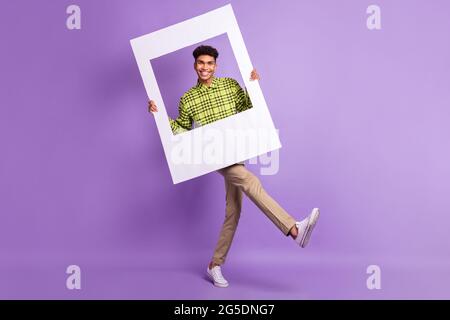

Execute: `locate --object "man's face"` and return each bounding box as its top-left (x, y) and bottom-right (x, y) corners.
top-left (194, 54), bottom-right (217, 83)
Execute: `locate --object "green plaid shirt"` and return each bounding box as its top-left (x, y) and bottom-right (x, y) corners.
top-left (169, 77), bottom-right (253, 134)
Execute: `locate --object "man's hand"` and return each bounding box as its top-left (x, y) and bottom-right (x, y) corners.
top-left (148, 100), bottom-right (158, 113)
top-left (250, 68), bottom-right (260, 81)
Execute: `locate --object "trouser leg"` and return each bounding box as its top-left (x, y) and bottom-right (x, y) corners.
top-left (211, 177), bottom-right (243, 265)
top-left (219, 164), bottom-right (296, 236)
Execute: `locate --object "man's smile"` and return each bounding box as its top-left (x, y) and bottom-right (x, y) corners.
top-left (200, 71), bottom-right (211, 77)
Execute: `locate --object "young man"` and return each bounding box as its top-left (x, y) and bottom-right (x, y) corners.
top-left (148, 45), bottom-right (320, 288)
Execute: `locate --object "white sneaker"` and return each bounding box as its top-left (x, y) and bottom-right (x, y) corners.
top-left (295, 208), bottom-right (320, 248)
top-left (207, 265), bottom-right (229, 288)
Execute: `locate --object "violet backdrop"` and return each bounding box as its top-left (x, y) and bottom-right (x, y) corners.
top-left (0, 0), bottom-right (449, 299)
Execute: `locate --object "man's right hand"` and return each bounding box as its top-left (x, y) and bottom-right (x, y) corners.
top-left (148, 100), bottom-right (158, 113)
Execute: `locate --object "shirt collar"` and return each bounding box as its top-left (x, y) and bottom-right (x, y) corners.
top-left (196, 77), bottom-right (218, 91)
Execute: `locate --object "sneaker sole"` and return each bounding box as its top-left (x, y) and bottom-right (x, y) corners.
top-left (300, 208), bottom-right (320, 248)
top-left (207, 272), bottom-right (229, 288)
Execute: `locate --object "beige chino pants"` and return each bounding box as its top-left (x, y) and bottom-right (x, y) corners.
top-left (212, 163), bottom-right (297, 265)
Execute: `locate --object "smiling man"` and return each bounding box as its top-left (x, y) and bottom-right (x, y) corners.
top-left (151, 45), bottom-right (254, 134)
top-left (148, 45), bottom-right (320, 288)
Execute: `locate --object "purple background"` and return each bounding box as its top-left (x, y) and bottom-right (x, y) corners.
top-left (1, 0), bottom-right (449, 299)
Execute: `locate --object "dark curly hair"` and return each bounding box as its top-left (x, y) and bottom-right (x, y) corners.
top-left (192, 45), bottom-right (219, 61)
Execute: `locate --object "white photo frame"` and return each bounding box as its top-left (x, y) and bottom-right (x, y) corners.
top-left (130, 4), bottom-right (281, 184)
